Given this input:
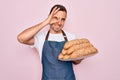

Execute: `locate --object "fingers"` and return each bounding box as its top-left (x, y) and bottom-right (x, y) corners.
top-left (49, 7), bottom-right (60, 24)
top-left (54, 7), bottom-right (60, 14)
top-left (50, 7), bottom-right (60, 15)
top-left (46, 7), bottom-right (60, 25)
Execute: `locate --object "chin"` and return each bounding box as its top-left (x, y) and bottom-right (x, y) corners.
top-left (54, 29), bottom-right (62, 33)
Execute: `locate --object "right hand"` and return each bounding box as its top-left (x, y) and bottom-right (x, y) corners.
top-left (45, 7), bottom-right (60, 25)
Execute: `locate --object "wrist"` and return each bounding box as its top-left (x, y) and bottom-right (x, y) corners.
top-left (39, 20), bottom-right (49, 28)
top-left (44, 18), bottom-right (50, 25)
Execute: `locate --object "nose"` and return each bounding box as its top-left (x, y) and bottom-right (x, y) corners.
top-left (58, 19), bottom-right (62, 25)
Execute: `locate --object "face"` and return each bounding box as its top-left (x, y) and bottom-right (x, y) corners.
top-left (50, 11), bottom-right (67, 33)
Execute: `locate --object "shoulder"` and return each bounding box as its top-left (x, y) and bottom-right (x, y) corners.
top-left (64, 30), bottom-right (76, 41)
top-left (35, 31), bottom-right (47, 39)
top-left (35, 31), bottom-right (47, 38)
top-left (34, 31), bottom-right (47, 47)
top-left (33, 31), bottom-right (47, 51)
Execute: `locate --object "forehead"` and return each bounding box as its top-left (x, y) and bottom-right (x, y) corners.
top-left (54, 11), bottom-right (67, 18)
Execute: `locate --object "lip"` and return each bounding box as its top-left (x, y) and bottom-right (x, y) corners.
top-left (52, 23), bottom-right (63, 30)
top-left (55, 27), bottom-right (60, 30)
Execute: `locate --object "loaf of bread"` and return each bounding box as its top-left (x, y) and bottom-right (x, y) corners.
top-left (63, 38), bottom-right (90, 49)
top-left (58, 38), bottom-right (98, 60)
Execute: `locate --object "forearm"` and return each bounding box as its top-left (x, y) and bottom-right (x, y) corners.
top-left (17, 20), bottom-right (48, 43)
top-left (17, 7), bottom-right (59, 44)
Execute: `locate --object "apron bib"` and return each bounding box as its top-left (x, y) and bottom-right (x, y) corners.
top-left (42, 30), bottom-right (76, 80)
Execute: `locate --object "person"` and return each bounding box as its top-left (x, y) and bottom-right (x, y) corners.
top-left (17, 4), bottom-right (83, 80)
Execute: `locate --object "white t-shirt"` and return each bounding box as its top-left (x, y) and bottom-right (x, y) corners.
top-left (32, 30), bottom-right (76, 60)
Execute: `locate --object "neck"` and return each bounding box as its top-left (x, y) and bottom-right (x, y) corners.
top-left (49, 29), bottom-right (62, 34)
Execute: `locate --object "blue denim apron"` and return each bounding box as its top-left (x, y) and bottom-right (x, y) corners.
top-left (41, 30), bottom-right (76, 80)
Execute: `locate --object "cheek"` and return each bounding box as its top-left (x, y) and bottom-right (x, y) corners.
top-left (61, 23), bottom-right (65, 27)
top-left (61, 21), bottom-right (65, 24)
top-left (59, 22), bottom-right (65, 26)
top-left (52, 21), bottom-right (65, 27)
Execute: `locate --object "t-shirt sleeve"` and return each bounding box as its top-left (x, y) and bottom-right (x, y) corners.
top-left (33, 35), bottom-right (39, 48)
top-left (30, 33), bottom-right (40, 49)
top-left (65, 31), bottom-right (76, 41)
top-left (68, 34), bottom-right (76, 40)
top-left (30, 32), bottom-right (46, 60)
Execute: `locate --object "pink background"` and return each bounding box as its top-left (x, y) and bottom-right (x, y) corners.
top-left (0, 0), bottom-right (120, 80)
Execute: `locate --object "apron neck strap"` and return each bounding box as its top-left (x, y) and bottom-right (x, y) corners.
top-left (45, 30), bottom-right (68, 41)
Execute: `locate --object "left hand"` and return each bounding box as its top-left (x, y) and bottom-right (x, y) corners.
top-left (72, 59), bottom-right (84, 65)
